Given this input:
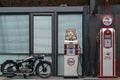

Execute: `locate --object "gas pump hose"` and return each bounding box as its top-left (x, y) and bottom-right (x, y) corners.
top-left (77, 44), bottom-right (85, 77)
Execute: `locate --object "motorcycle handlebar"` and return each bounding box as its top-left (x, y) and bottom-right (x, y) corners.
top-left (34, 55), bottom-right (44, 60)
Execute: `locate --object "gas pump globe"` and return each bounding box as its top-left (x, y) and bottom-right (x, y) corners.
top-left (100, 15), bottom-right (114, 27)
top-left (64, 29), bottom-right (78, 77)
top-left (65, 29), bottom-right (77, 40)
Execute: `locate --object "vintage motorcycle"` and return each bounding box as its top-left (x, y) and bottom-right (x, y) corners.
top-left (1, 55), bottom-right (52, 78)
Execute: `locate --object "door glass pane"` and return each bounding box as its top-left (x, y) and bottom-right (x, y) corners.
top-left (58, 14), bottom-right (82, 75)
top-left (34, 16), bottom-right (52, 53)
top-left (58, 14), bottom-right (82, 54)
top-left (0, 15), bottom-right (29, 53)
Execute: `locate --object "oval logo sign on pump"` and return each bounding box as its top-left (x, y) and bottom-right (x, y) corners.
top-left (101, 15), bottom-right (114, 27)
top-left (67, 58), bottom-right (75, 66)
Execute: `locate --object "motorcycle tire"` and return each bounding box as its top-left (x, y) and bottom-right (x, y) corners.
top-left (36, 61), bottom-right (52, 78)
top-left (1, 61), bottom-right (16, 78)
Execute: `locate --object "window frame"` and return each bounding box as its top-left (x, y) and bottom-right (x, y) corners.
top-left (30, 13), bottom-right (55, 55)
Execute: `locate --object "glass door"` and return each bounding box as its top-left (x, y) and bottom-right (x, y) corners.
top-left (30, 13), bottom-right (55, 72)
top-left (58, 13), bottom-right (83, 76)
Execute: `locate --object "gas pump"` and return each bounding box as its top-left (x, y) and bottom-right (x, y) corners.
top-left (98, 13), bottom-right (118, 78)
top-left (64, 29), bottom-right (79, 78)
top-left (98, 0), bottom-right (118, 78)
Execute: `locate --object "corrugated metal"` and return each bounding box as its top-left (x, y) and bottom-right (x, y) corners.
top-left (99, 0), bottom-right (120, 5)
top-left (115, 15), bottom-right (120, 76)
top-left (88, 14), bottom-right (101, 76)
top-left (99, 5), bottom-right (120, 14)
top-left (83, 6), bottom-right (90, 76)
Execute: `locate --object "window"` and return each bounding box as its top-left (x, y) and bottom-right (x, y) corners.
top-left (33, 16), bottom-right (52, 53)
top-left (0, 15), bottom-right (29, 53)
top-left (58, 14), bottom-right (82, 53)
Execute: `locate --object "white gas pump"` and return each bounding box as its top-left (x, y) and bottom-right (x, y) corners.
top-left (64, 29), bottom-right (78, 77)
top-left (98, 14), bottom-right (118, 78)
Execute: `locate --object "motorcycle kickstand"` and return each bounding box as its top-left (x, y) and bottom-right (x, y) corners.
top-left (23, 74), bottom-right (27, 78)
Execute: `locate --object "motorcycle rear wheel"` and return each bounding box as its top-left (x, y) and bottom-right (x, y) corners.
top-left (1, 61), bottom-right (16, 78)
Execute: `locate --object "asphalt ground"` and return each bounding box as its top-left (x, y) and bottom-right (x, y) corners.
top-left (0, 76), bottom-right (119, 80)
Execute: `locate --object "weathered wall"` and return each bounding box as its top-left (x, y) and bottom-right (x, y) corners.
top-left (0, 0), bottom-right (120, 7)
top-left (83, 5), bottom-right (120, 76)
top-left (0, 0), bottom-right (88, 7)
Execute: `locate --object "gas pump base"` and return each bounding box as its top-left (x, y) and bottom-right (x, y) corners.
top-left (98, 76), bottom-right (118, 78)
top-left (64, 76), bottom-right (79, 78)
top-left (98, 60), bottom-right (118, 78)
top-left (64, 55), bottom-right (79, 78)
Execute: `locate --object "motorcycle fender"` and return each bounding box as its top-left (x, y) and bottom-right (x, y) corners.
top-left (5, 60), bottom-right (14, 63)
top-left (35, 61), bottom-right (42, 68)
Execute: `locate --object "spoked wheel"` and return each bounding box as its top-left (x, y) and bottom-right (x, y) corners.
top-left (1, 61), bottom-right (17, 78)
top-left (36, 61), bottom-right (52, 78)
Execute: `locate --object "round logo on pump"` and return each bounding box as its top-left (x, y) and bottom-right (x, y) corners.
top-left (101, 15), bottom-right (114, 27)
top-left (67, 58), bottom-right (75, 66)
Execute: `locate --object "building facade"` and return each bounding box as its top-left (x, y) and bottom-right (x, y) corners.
top-left (0, 0), bottom-right (120, 77)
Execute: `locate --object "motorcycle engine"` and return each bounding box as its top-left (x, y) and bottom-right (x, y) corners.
top-left (20, 64), bottom-right (33, 73)
top-left (20, 67), bottom-right (28, 72)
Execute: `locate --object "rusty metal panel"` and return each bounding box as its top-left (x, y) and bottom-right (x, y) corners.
top-left (1, 0), bottom-right (120, 7)
top-left (0, 0), bottom-right (88, 7)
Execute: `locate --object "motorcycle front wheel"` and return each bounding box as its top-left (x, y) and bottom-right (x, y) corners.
top-left (1, 61), bottom-right (17, 78)
top-left (36, 61), bottom-right (52, 78)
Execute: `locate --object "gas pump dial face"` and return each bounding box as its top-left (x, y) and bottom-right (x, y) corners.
top-left (104, 34), bottom-right (112, 48)
top-left (105, 39), bottom-right (111, 47)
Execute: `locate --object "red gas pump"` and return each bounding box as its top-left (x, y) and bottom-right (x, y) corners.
top-left (98, 28), bottom-right (117, 78)
top-left (98, 0), bottom-right (118, 78)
